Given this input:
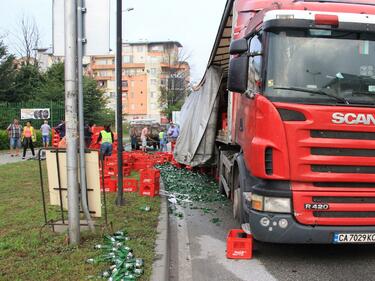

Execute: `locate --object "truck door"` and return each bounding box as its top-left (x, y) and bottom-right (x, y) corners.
top-left (235, 34), bottom-right (263, 152)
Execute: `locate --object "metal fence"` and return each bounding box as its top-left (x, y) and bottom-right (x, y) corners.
top-left (0, 101), bottom-right (65, 129)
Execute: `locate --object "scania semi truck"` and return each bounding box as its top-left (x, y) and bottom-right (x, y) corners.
top-left (175, 0), bottom-right (375, 244)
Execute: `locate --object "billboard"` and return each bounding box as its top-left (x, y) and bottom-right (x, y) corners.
top-left (53, 0), bottom-right (110, 56)
top-left (21, 109), bottom-right (50, 120)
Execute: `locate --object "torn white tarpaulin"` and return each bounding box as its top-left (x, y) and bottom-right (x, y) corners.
top-left (173, 66), bottom-right (223, 167)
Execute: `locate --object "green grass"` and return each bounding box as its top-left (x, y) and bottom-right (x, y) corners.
top-left (0, 161), bottom-right (160, 281)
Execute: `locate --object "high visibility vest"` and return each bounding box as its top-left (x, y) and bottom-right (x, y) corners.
top-left (101, 130), bottom-right (112, 144)
top-left (159, 132), bottom-right (164, 140)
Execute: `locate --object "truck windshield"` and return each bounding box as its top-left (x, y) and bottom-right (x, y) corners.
top-left (265, 30), bottom-right (375, 106)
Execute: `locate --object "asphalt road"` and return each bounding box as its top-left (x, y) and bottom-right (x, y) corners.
top-left (169, 202), bottom-right (375, 281)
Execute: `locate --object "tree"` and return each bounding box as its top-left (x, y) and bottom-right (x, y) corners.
top-left (13, 64), bottom-right (43, 102)
top-left (37, 63), bottom-right (65, 102)
top-left (0, 40), bottom-right (16, 102)
top-left (14, 16), bottom-right (40, 66)
top-left (158, 47), bottom-right (191, 120)
top-left (36, 62), bottom-right (112, 125)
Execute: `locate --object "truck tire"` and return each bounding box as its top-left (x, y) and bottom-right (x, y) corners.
top-left (233, 169), bottom-right (246, 224)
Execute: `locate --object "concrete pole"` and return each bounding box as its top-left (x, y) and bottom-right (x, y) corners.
top-left (77, 0), bottom-right (95, 232)
top-left (115, 0), bottom-right (124, 206)
top-left (64, 0), bottom-right (80, 244)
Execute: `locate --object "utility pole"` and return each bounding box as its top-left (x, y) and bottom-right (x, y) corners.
top-left (77, 0), bottom-right (95, 232)
top-left (115, 0), bottom-right (124, 206)
top-left (64, 0), bottom-right (80, 244)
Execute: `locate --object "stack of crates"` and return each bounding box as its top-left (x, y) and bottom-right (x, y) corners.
top-left (52, 129), bottom-right (60, 148)
top-left (123, 178), bottom-right (138, 192)
top-left (139, 169), bottom-right (160, 197)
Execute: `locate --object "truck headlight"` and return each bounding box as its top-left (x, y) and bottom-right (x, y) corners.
top-left (251, 194), bottom-right (264, 211)
top-left (251, 194), bottom-right (291, 213)
top-left (264, 197), bottom-right (291, 213)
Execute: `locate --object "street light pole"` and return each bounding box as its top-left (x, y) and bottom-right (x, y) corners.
top-left (77, 0), bottom-right (95, 232)
top-left (115, 0), bottom-right (124, 206)
top-left (64, 0), bottom-right (80, 244)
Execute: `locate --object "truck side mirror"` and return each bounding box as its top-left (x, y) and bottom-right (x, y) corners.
top-left (227, 55), bottom-right (248, 93)
top-left (229, 38), bottom-right (248, 55)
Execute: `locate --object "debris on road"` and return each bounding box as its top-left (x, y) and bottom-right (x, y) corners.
top-left (156, 163), bottom-right (227, 223)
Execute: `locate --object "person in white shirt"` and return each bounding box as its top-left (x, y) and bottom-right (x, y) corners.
top-left (40, 120), bottom-right (51, 148)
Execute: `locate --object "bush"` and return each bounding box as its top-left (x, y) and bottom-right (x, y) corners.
top-left (0, 129), bottom-right (44, 150)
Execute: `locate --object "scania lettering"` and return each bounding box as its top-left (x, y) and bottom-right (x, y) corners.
top-left (332, 112), bottom-right (375, 125)
top-left (177, 0), bottom-right (375, 244)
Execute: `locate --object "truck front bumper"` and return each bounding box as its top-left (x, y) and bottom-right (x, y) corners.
top-left (249, 210), bottom-right (375, 244)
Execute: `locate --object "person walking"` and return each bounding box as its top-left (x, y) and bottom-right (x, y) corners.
top-left (96, 125), bottom-right (114, 158)
top-left (167, 123), bottom-right (180, 152)
top-left (159, 130), bottom-right (167, 152)
top-left (21, 121), bottom-right (36, 159)
top-left (6, 118), bottom-right (22, 157)
top-left (130, 127), bottom-right (137, 150)
top-left (40, 120), bottom-right (51, 148)
top-left (55, 120), bottom-right (66, 139)
top-left (84, 123), bottom-right (93, 148)
top-left (141, 126), bottom-right (149, 152)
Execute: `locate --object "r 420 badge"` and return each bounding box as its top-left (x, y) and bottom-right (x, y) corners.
top-left (304, 203), bottom-right (329, 210)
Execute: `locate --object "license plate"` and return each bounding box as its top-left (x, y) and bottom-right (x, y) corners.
top-left (333, 233), bottom-right (375, 243)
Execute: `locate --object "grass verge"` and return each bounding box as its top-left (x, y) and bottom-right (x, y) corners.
top-left (0, 161), bottom-right (160, 281)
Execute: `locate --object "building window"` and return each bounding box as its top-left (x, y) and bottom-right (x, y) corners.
top-left (151, 79), bottom-right (157, 85)
top-left (96, 59), bottom-right (107, 65)
top-left (122, 81), bottom-right (128, 87)
top-left (150, 92), bottom-right (155, 98)
top-left (150, 57), bottom-right (160, 63)
top-left (150, 45), bottom-right (164, 52)
top-left (123, 45), bottom-right (132, 53)
top-left (151, 103), bottom-right (157, 110)
top-left (130, 81), bottom-right (135, 88)
top-left (137, 46), bottom-right (144, 52)
top-left (160, 79), bottom-right (166, 86)
top-left (150, 68), bottom-right (157, 75)
top-left (131, 104), bottom-right (135, 110)
top-left (123, 55), bottom-right (132, 63)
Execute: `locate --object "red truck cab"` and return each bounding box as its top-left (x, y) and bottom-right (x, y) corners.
top-left (218, 0), bottom-right (375, 243)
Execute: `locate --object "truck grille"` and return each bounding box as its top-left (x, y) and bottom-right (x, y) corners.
top-left (313, 212), bottom-right (375, 218)
top-left (311, 147), bottom-right (375, 157)
top-left (312, 165), bottom-right (375, 174)
top-left (293, 187), bottom-right (375, 226)
top-left (313, 196), bottom-right (375, 203)
top-left (313, 182), bottom-right (375, 188)
top-left (311, 130), bottom-right (375, 140)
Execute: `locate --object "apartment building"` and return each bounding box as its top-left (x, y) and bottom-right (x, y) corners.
top-left (91, 41), bottom-right (190, 121)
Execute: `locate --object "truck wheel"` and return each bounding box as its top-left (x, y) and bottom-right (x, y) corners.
top-left (233, 170), bottom-right (246, 224)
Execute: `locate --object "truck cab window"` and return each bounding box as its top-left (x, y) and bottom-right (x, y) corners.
top-left (248, 35), bottom-right (262, 93)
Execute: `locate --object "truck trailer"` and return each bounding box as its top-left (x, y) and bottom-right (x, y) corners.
top-left (174, 0), bottom-right (375, 244)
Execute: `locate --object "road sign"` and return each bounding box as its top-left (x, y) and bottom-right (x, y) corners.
top-left (52, 0), bottom-right (110, 56)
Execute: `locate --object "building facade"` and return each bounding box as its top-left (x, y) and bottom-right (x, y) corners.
top-left (91, 41), bottom-right (190, 121)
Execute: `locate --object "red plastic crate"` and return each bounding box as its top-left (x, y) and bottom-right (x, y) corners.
top-left (133, 160), bottom-right (153, 170)
top-left (171, 159), bottom-right (182, 169)
top-left (104, 166), bottom-right (118, 176)
top-left (101, 178), bottom-right (117, 192)
top-left (123, 166), bottom-right (131, 177)
top-left (139, 181), bottom-right (160, 197)
top-left (226, 229), bottom-right (253, 259)
top-left (140, 169), bottom-right (160, 181)
top-left (123, 178), bottom-right (138, 192)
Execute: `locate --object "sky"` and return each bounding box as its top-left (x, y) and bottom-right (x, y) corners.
top-left (0, 0), bottom-right (227, 82)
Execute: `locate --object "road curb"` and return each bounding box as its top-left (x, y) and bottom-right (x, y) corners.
top-left (150, 181), bottom-right (169, 281)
